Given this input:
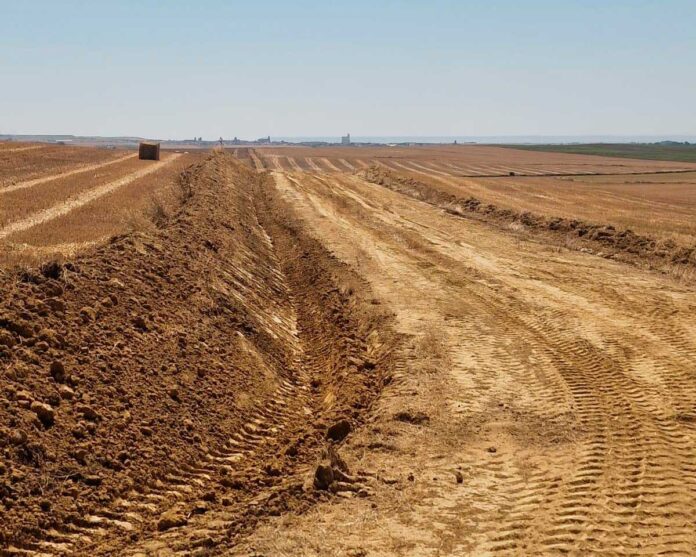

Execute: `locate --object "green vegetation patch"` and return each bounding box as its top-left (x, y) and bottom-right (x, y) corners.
top-left (504, 143), bottom-right (696, 163)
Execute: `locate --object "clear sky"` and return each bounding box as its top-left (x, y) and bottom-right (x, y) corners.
top-left (2, 0), bottom-right (694, 139)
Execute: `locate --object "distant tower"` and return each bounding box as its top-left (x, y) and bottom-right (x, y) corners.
top-left (341, 133), bottom-right (351, 145)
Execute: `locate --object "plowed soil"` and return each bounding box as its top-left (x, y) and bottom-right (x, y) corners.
top-left (0, 153), bottom-right (395, 555)
top-left (2, 147), bottom-right (696, 556)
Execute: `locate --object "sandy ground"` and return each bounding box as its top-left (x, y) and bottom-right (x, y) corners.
top-left (232, 171), bottom-right (696, 555)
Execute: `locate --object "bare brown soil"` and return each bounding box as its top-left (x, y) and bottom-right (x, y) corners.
top-left (0, 154), bottom-right (395, 554)
top-left (376, 163), bottom-right (696, 245)
top-left (2, 146), bottom-right (696, 555)
top-left (7, 153), bottom-right (201, 248)
top-left (0, 156), bottom-right (149, 228)
top-left (0, 153), bottom-right (202, 267)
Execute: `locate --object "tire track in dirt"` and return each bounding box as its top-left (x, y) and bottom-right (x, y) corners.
top-left (238, 170), bottom-right (696, 555)
top-left (2, 159), bottom-right (395, 557)
top-left (1, 153), bottom-right (137, 194)
top-left (0, 155), bottom-right (181, 240)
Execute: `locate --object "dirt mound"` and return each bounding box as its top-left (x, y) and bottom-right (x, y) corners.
top-left (0, 153), bottom-right (396, 553)
top-left (360, 166), bottom-right (696, 272)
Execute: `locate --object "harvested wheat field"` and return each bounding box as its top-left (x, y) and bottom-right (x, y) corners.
top-left (1, 146), bottom-right (696, 556)
top-left (251, 144), bottom-right (696, 177)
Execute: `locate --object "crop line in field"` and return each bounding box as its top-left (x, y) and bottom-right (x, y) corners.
top-left (0, 154), bottom-right (181, 240)
top-left (1, 152), bottom-right (138, 193)
top-left (319, 157), bottom-right (342, 172)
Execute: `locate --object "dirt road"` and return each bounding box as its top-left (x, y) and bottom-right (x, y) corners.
top-left (236, 171), bottom-right (696, 555)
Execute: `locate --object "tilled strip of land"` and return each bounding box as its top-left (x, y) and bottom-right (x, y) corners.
top-left (5, 153), bottom-right (202, 250)
top-left (231, 170), bottom-right (696, 555)
top-left (0, 147), bottom-right (131, 188)
top-left (0, 154), bottom-right (395, 555)
top-left (0, 155), bottom-right (181, 239)
top-left (359, 166), bottom-right (696, 274)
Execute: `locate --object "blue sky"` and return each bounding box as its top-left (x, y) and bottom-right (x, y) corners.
top-left (1, 0), bottom-right (695, 139)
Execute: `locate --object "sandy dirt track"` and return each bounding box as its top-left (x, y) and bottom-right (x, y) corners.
top-left (233, 170), bottom-right (696, 555)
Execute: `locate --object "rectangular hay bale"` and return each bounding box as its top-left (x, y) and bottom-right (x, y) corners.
top-left (139, 142), bottom-right (160, 161)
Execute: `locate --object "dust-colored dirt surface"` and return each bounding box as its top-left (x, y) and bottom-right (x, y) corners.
top-left (370, 163), bottom-right (696, 246)
top-left (359, 167), bottom-right (696, 276)
top-left (7, 153), bottom-right (202, 248)
top-left (0, 154), bottom-right (394, 555)
top-left (233, 170), bottom-right (696, 555)
top-left (2, 147), bottom-right (696, 556)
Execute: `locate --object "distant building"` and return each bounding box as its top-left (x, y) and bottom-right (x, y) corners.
top-left (256, 136), bottom-right (271, 144)
top-left (341, 133), bottom-right (351, 145)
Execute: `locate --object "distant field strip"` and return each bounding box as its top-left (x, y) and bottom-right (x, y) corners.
top-left (286, 156), bottom-right (303, 172)
top-left (338, 158), bottom-right (355, 171)
top-left (249, 150), bottom-right (265, 172)
top-left (319, 158), bottom-right (342, 172)
top-left (0, 154), bottom-right (181, 239)
top-left (1, 152), bottom-right (137, 193)
top-left (0, 145), bottom-right (45, 154)
top-left (264, 155), bottom-right (284, 171)
top-left (406, 160), bottom-right (453, 176)
top-left (305, 158), bottom-right (323, 172)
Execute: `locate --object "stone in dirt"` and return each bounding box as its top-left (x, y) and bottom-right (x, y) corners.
top-left (313, 445), bottom-right (354, 491)
top-left (157, 509), bottom-right (188, 531)
top-left (83, 474), bottom-right (102, 486)
top-left (49, 360), bottom-right (67, 383)
top-left (76, 404), bottom-right (100, 421)
top-left (58, 385), bottom-right (75, 400)
top-left (30, 401), bottom-right (55, 427)
top-left (10, 430), bottom-right (28, 446)
top-left (5, 319), bottom-right (33, 339)
top-left (44, 298), bottom-right (66, 313)
top-left (326, 419), bottom-right (352, 442)
top-left (393, 410), bottom-right (430, 425)
top-left (79, 306), bottom-right (97, 323)
top-left (314, 463), bottom-right (335, 491)
top-left (0, 330), bottom-right (16, 348)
